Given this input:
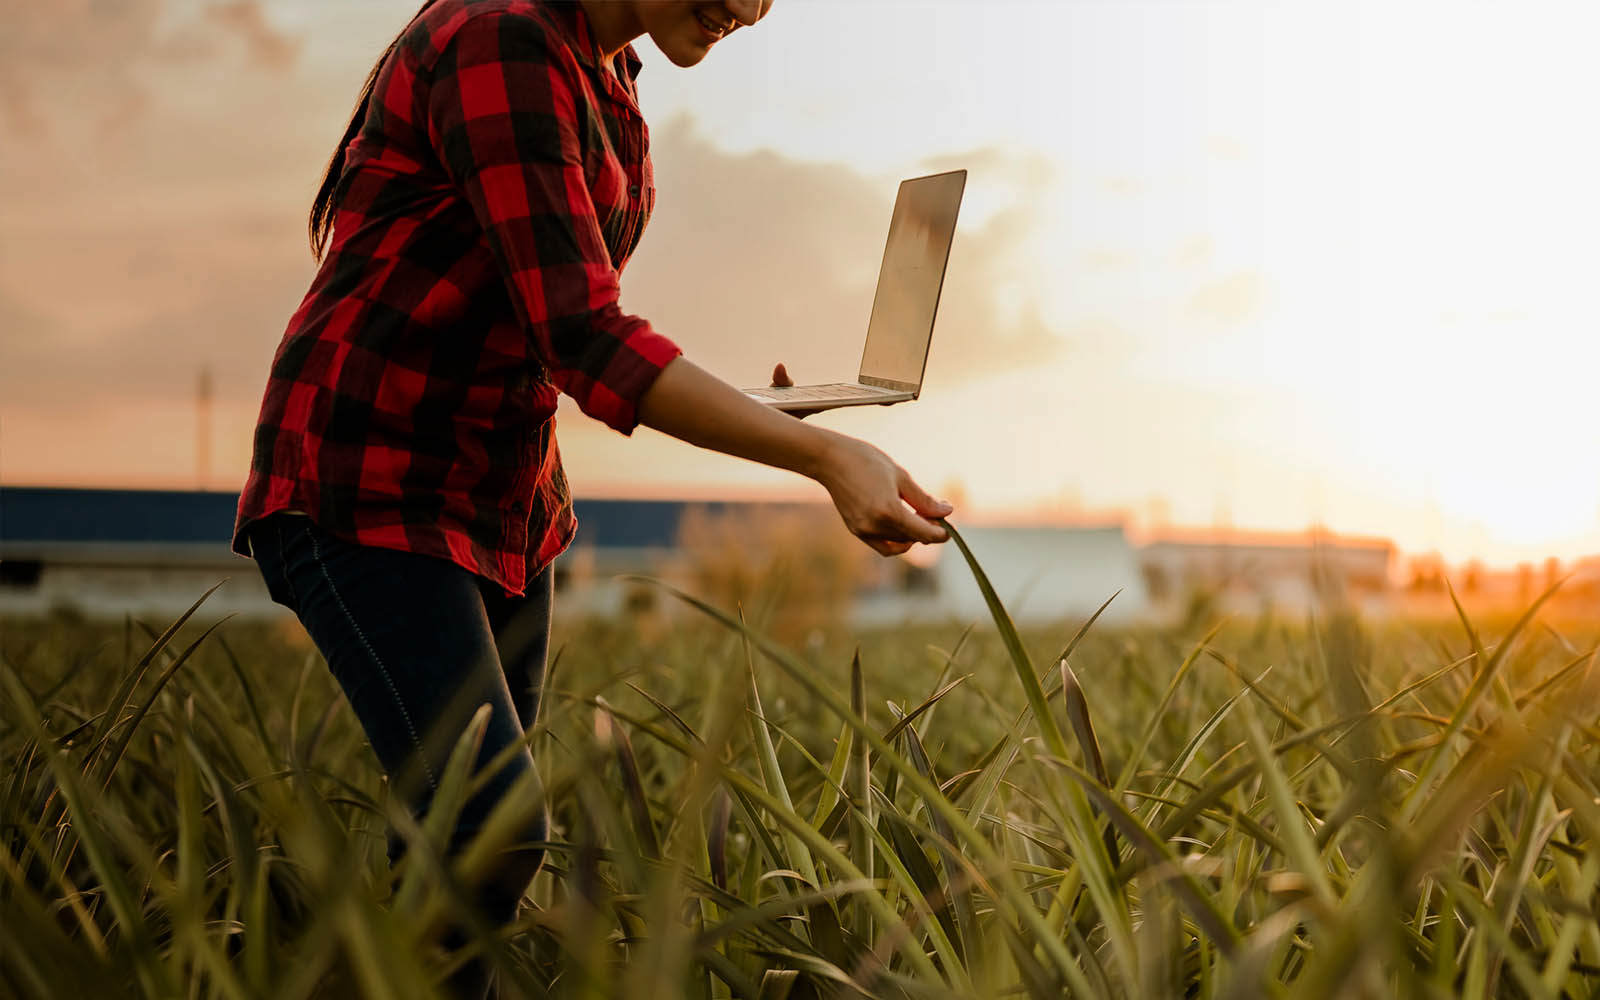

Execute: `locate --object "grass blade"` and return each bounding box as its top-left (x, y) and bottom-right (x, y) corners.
top-left (1060, 657), bottom-right (1119, 866)
top-left (847, 649), bottom-right (873, 942)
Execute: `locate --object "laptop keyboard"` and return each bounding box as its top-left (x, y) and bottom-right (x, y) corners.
top-left (750, 383), bottom-right (892, 401)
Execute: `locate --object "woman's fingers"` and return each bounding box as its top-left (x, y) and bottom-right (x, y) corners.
top-left (858, 530), bottom-right (913, 557)
top-left (816, 431), bottom-right (954, 555)
top-left (897, 472), bottom-right (953, 534)
top-left (871, 539), bottom-right (914, 557)
top-left (852, 491), bottom-right (949, 552)
top-left (887, 505), bottom-right (948, 545)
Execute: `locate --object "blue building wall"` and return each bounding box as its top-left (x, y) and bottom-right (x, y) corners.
top-left (0, 486), bottom-right (753, 552)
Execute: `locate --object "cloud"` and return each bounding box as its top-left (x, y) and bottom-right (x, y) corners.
top-left (0, 113), bottom-right (1072, 487)
top-left (0, 255), bottom-right (309, 414)
top-left (622, 119), bottom-right (1069, 390)
top-left (920, 147), bottom-right (1055, 191)
top-left (0, 0), bottom-right (156, 134)
top-left (0, 0), bottom-right (299, 137)
top-left (1186, 271), bottom-right (1265, 326)
top-left (0, 67), bottom-right (45, 137)
top-left (1082, 249), bottom-right (1138, 271)
top-left (1174, 236), bottom-right (1213, 269)
top-left (0, 290), bottom-right (59, 347)
top-left (2, 117), bottom-right (1069, 412)
top-left (0, 0), bottom-right (164, 70)
top-left (206, 2), bottom-right (304, 72)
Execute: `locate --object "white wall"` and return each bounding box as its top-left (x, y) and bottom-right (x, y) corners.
top-left (853, 524), bottom-right (1148, 627)
top-left (0, 560), bottom-right (284, 622)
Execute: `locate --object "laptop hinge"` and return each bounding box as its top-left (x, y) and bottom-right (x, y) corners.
top-left (859, 375), bottom-right (917, 393)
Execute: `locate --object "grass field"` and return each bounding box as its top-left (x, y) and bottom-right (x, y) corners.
top-left (2, 524), bottom-right (1598, 999)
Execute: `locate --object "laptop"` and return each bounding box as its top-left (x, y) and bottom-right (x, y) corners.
top-left (742, 169), bottom-right (966, 412)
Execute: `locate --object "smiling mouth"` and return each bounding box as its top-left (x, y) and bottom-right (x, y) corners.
top-left (693, 9), bottom-right (732, 40)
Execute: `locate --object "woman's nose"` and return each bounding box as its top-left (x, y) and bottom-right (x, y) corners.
top-left (725, 0), bottom-right (773, 27)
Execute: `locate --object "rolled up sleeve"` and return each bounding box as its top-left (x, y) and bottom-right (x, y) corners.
top-left (425, 11), bottom-right (680, 433)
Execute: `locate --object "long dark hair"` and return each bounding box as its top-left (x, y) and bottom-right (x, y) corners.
top-left (309, 1), bottom-right (441, 261)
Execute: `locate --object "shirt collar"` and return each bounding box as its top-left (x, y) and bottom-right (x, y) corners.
top-left (554, 2), bottom-right (644, 81)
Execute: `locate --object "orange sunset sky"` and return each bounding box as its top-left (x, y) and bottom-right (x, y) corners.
top-left (2, 1), bottom-right (1598, 567)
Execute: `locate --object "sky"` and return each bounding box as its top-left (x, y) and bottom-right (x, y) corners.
top-left (2, 0), bottom-right (1598, 567)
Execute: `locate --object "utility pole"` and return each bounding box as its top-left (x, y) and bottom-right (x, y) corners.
top-left (197, 367), bottom-right (213, 490)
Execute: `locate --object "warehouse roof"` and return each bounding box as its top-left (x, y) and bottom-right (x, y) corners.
top-left (0, 486), bottom-right (817, 555)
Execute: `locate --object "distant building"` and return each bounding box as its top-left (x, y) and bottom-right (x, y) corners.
top-left (0, 488), bottom-right (1155, 628)
top-left (855, 522), bottom-right (1148, 626)
top-left (0, 487), bottom-right (770, 623)
top-left (5, 488), bottom-right (1424, 628)
top-left (1139, 530), bottom-right (1396, 618)
top-left (0, 487), bottom-right (265, 621)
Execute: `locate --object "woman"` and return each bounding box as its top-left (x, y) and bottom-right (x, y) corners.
top-left (234, 0), bottom-right (952, 989)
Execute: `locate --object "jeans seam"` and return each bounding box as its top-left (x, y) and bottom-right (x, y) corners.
top-left (310, 529), bottom-right (437, 789)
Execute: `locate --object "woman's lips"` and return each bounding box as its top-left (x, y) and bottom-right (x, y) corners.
top-left (693, 9), bottom-right (728, 42)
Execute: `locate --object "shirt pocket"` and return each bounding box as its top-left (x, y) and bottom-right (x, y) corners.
top-left (586, 154), bottom-right (630, 261)
top-left (639, 147), bottom-right (655, 227)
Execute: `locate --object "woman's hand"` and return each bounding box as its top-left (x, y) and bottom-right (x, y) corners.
top-left (637, 357), bottom-right (953, 556)
top-left (812, 434), bottom-right (953, 556)
top-left (769, 362), bottom-right (950, 553)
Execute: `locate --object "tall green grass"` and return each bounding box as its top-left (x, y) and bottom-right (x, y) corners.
top-left (2, 524), bottom-right (1598, 998)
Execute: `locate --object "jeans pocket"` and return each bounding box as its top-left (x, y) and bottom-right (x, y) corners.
top-left (250, 514), bottom-right (309, 612)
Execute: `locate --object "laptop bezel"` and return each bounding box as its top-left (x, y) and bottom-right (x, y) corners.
top-left (855, 168), bottom-right (967, 400)
top-left (859, 374), bottom-right (917, 392)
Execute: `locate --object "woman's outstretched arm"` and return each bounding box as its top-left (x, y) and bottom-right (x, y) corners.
top-left (636, 357), bottom-right (952, 557)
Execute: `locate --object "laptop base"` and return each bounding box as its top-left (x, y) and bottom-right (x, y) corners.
top-left (742, 383), bottom-right (913, 412)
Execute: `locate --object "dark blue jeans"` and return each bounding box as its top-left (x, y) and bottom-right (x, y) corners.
top-left (248, 512), bottom-right (551, 987)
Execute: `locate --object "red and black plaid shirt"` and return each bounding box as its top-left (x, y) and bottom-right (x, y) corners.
top-left (233, 0), bottom-right (681, 595)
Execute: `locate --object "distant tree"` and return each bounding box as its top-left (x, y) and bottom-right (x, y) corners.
top-left (675, 504), bottom-right (877, 642)
top-left (1407, 555), bottom-right (1443, 592)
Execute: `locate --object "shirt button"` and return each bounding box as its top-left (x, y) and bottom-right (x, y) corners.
top-left (628, 185), bottom-right (641, 199)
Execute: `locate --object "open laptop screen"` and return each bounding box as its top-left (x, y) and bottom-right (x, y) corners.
top-left (858, 170), bottom-right (966, 388)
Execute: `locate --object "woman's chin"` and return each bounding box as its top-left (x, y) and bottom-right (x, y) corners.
top-left (653, 28), bottom-right (715, 67)
top-left (661, 45), bottom-right (711, 67)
